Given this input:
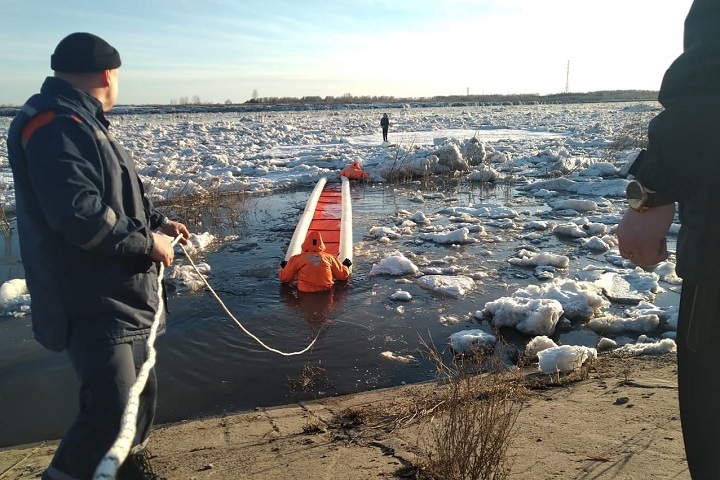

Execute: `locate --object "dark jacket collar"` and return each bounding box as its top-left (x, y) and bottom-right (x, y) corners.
top-left (39, 76), bottom-right (110, 128)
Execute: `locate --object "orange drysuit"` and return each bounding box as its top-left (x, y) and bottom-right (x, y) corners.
top-left (339, 161), bottom-right (369, 180)
top-left (279, 231), bottom-right (351, 292)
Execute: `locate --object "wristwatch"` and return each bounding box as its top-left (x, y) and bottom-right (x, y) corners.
top-left (625, 180), bottom-right (674, 211)
top-left (160, 215), bottom-right (170, 227)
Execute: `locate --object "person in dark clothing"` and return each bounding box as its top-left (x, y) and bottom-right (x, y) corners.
top-left (6, 32), bottom-right (190, 480)
top-left (380, 113), bottom-right (390, 142)
top-left (617, 1), bottom-right (720, 477)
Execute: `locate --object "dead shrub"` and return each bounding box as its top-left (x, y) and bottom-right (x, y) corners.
top-left (419, 338), bottom-right (526, 480)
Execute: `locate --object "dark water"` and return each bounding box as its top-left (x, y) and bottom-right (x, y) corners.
top-left (0, 181), bottom-right (679, 446)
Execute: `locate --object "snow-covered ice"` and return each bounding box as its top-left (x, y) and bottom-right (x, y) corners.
top-left (0, 101), bottom-right (681, 375)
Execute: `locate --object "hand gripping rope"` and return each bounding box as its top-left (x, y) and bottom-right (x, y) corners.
top-left (94, 235), bottom-right (322, 479)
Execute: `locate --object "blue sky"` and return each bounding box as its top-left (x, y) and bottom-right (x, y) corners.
top-left (0, 0), bottom-right (694, 106)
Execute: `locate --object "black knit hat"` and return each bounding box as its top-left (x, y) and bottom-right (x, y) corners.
top-left (51, 32), bottom-right (121, 72)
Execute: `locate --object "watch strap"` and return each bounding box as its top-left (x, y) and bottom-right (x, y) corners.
top-left (644, 189), bottom-right (675, 208)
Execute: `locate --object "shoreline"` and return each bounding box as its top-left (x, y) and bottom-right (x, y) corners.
top-left (0, 353), bottom-right (688, 479)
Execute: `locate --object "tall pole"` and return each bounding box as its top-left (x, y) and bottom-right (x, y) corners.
top-left (565, 60), bottom-right (570, 93)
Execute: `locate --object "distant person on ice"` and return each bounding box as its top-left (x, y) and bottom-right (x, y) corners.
top-left (279, 231), bottom-right (351, 292)
top-left (380, 113), bottom-right (390, 142)
top-left (339, 161), bottom-right (369, 180)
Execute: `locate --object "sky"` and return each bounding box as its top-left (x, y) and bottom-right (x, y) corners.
top-left (0, 0), bottom-right (695, 106)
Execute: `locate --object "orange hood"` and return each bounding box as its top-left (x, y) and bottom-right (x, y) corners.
top-left (302, 231), bottom-right (326, 253)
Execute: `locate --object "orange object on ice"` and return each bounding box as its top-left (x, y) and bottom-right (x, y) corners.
top-left (279, 231), bottom-right (351, 292)
top-left (339, 161), bottom-right (369, 180)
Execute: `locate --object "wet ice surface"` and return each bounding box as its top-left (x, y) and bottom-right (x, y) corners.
top-left (0, 102), bottom-right (680, 446)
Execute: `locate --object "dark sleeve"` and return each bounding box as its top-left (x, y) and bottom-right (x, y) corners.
top-left (632, 0), bottom-right (720, 201)
top-left (632, 103), bottom-right (720, 202)
top-left (24, 116), bottom-right (154, 256)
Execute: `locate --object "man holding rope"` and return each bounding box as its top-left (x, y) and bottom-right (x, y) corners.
top-left (7, 32), bottom-right (190, 480)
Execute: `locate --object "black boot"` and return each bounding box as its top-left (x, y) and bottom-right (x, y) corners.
top-left (116, 450), bottom-right (166, 480)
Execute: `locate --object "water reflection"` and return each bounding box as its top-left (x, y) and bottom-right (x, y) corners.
top-left (278, 282), bottom-right (347, 332)
top-left (0, 180), bottom-right (680, 447)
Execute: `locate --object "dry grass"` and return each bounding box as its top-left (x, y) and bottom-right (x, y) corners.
top-left (607, 117), bottom-right (650, 152)
top-left (0, 202), bottom-right (10, 237)
top-left (287, 359), bottom-right (332, 393)
top-left (151, 183), bottom-right (252, 231)
top-left (417, 339), bottom-right (527, 480)
top-left (602, 111), bottom-right (656, 164)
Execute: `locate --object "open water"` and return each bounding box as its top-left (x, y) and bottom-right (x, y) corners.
top-left (0, 180), bottom-right (678, 446)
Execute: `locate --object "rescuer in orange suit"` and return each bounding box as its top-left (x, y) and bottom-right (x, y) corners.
top-left (339, 161), bottom-right (369, 180)
top-left (279, 231), bottom-right (352, 292)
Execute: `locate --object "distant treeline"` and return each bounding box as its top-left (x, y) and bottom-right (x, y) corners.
top-left (245, 90), bottom-right (659, 106)
top-left (0, 90), bottom-right (660, 117)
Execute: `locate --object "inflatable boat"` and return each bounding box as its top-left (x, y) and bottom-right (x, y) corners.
top-left (285, 177), bottom-right (353, 268)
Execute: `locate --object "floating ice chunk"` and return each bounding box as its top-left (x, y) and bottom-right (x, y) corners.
top-left (549, 199), bottom-right (598, 213)
top-left (534, 266), bottom-right (555, 280)
top-left (166, 263), bottom-right (211, 292)
top-left (526, 220), bottom-right (555, 231)
top-left (410, 211), bottom-right (430, 225)
top-left (578, 161), bottom-right (619, 177)
top-left (369, 226), bottom-right (402, 240)
top-left (439, 314), bottom-right (462, 326)
top-left (614, 337), bottom-right (677, 355)
top-left (390, 290), bottom-right (412, 302)
top-left (525, 335), bottom-right (558, 357)
top-left (181, 232), bottom-right (216, 256)
top-left (449, 329), bottom-right (497, 354)
top-left (468, 165), bottom-right (500, 182)
top-left (553, 222), bottom-right (588, 238)
top-left (653, 261), bottom-right (682, 285)
top-left (532, 189), bottom-right (555, 198)
top-left (369, 251), bottom-right (419, 276)
top-left (597, 337), bottom-right (618, 351)
top-left (509, 249), bottom-right (569, 269)
top-left (482, 297), bottom-right (563, 335)
top-left (380, 351), bottom-right (416, 364)
top-left (0, 278), bottom-right (31, 317)
top-left (418, 228), bottom-right (476, 244)
top-left (586, 314), bottom-right (660, 334)
top-left (449, 213), bottom-right (481, 224)
top-left (0, 278), bottom-right (27, 305)
top-left (582, 236), bottom-right (611, 252)
top-left (515, 279), bottom-right (608, 320)
top-left (416, 275), bottom-right (475, 298)
top-left (537, 345), bottom-right (597, 373)
top-left (519, 177), bottom-right (576, 193)
top-left (441, 204), bottom-right (517, 220)
top-left (593, 270), bottom-right (659, 304)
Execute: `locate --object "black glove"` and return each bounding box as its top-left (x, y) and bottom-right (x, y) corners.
top-left (342, 258), bottom-right (352, 267)
top-left (280, 261), bottom-right (287, 268)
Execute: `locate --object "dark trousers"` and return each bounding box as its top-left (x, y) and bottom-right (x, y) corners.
top-left (677, 282), bottom-right (720, 479)
top-left (45, 338), bottom-right (157, 480)
top-left (382, 126), bottom-right (388, 141)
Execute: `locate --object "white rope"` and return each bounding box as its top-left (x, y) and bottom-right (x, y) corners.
top-left (177, 242), bottom-right (322, 356)
top-left (94, 234), bottom-right (322, 478)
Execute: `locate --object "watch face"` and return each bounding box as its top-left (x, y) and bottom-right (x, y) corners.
top-left (626, 181), bottom-right (645, 210)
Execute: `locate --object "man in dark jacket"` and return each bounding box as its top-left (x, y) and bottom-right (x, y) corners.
top-left (617, 1), bottom-right (720, 477)
top-left (380, 113), bottom-right (390, 142)
top-left (6, 32), bottom-right (190, 480)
